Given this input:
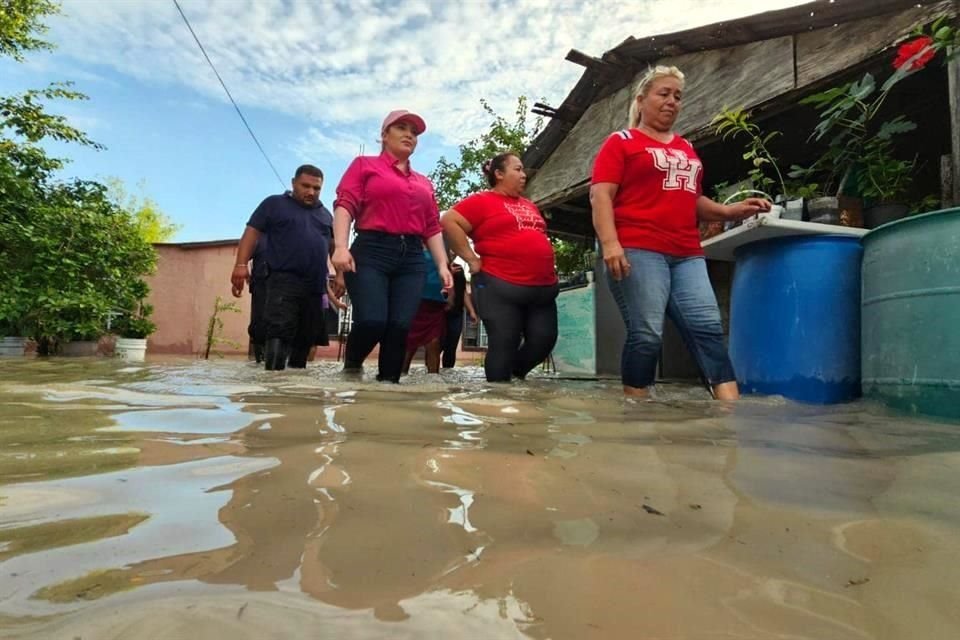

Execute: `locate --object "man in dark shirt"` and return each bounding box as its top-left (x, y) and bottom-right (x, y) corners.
top-left (231, 165), bottom-right (341, 370)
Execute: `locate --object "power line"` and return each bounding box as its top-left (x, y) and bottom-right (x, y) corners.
top-left (172, 0), bottom-right (286, 189)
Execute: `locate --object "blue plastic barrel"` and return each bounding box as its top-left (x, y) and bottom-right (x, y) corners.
top-left (729, 235), bottom-right (863, 403)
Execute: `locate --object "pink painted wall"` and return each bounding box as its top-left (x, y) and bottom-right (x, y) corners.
top-left (145, 240), bottom-right (483, 363)
top-left (146, 242), bottom-right (251, 356)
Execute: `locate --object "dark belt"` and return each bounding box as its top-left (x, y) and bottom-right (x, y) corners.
top-left (355, 228), bottom-right (421, 253)
top-left (355, 229), bottom-right (419, 241)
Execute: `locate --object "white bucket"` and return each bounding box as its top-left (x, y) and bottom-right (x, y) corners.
top-left (0, 337), bottom-right (26, 357)
top-left (115, 337), bottom-right (147, 362)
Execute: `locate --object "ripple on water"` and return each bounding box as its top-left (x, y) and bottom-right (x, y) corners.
top-left (0, 358), bottom-right (959, 639)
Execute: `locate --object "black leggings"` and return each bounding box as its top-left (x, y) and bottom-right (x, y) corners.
top-left (473, 272), bottom-right (559, 382)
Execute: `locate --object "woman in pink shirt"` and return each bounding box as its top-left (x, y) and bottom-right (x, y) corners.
top-left (332, 110), bottom-right (452, 383)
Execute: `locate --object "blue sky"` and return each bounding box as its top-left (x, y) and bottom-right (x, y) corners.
top-left (0, 0), bottom-right (806, 242)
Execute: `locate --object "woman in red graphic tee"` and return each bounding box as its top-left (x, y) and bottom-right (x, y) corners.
top-left (442, 153), bottom-right (559, 383)
top-left (590, 65), bottom-right (771, 401)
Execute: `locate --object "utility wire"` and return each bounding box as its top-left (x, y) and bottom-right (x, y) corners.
top-left (172, 0), bottom-right (286, 189)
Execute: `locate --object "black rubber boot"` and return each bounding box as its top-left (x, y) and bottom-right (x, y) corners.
top-left (264, 338), bottom-right (288, 371)
top-left (287, 345), bottom-right (309, 369)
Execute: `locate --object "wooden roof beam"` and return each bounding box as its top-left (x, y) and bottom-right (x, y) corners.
top-left (565, 48), bottom-right (622, 75)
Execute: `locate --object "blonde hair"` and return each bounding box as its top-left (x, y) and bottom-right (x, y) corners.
top-left (628, 65), bottom-right (685, 128)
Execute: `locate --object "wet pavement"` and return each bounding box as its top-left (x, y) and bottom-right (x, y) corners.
top-left (1, 358), bottom-right (958, 639)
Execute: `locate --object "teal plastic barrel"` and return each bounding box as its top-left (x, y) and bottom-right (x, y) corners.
top-left (861, 208), bottom-right (960, 419)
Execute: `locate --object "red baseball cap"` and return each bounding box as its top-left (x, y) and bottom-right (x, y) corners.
top-left (381, 109), bottom-right (426, 135)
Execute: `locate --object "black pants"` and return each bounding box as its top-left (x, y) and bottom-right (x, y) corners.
top-left (343, 231), bottom-right (426, 383)
top-left (263, 272), bottom-right (327, 366)
top-left (473, 272), bottom-right (559, 382)
top-left (248, 276), bottom-right (267, 346)
top-left (440, 310), bottom-right (463, 368)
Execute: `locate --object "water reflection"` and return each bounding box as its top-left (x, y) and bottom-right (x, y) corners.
top-left (0, 359), bottom-right (959, 639)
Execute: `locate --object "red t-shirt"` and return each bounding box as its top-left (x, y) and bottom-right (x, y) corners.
top-left (591, 129), bottom-right (704, 256)
top-left (452, 191), bottom-right (557, 286)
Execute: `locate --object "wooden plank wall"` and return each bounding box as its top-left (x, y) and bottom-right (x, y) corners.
top-left (527, 82), bottom-right (633, 205)
top-left (670, 36), bottom-right (794, 133)
top-left (528, 2), bottom-right (955, 207)
top-left (527, 36), bottom-right (794, 204)
top-left (951, 2), bottom-right (960, 206)
top-left (795, 3), bottom-right (952, 86)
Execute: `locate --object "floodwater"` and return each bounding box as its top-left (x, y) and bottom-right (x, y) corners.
top-left (1, 359), bottom-right (959, 640)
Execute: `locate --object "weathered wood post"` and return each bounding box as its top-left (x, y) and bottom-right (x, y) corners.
top-left (950, 1), bottom-right (960, 205)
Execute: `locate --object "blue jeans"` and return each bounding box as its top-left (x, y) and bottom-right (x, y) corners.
top-left (606, 249), bottom-right (735, 389)
top-left (344, 231), bottom-right (427, 382)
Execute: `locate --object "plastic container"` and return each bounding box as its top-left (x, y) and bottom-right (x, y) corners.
top-left (861, 208), bottom-right (960, 419)
top-left (729, 235), bottom-right (863, 403)
top-left (60, 341), bottom-right (99, 357)
top-left (115, 337), bottom-right (147, 362)
top-left (0, 337), bottom-right (26, 357)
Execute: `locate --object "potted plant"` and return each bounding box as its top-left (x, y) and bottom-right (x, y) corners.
top-left (709, 105), bottom-right (846, 225)
top-left (857, 138), bottom-right (917, 228)
top-left (790, 27), bottom-right (947, 226)
top-left (29, 292), bottom-right (109, 357)
top-left (711, 108), bottom-right (788, 202)
top-left (712, 108), bottom-right (836, 224)
top-left (0, 322), bottom-right (27, 357)
top-left (0, 289), bottom-right (28, 357)
top-left (113, 305), bottom-right (155, 362)
top-left (112, 280), bottom-right (156, 362)
top-left (60, 320), bottom-right (107, 357)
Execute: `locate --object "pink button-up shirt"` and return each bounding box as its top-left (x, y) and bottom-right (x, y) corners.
top-left (334, 150), bottom-right (442, 241)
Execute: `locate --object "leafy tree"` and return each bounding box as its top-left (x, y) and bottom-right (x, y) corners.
top-left (0, 1), bottom-right (98, 203)
top-left (1, 180), bottom-right (156, 351)
top-left (0, 0), bottom-right (159, 348)
top-left (0, 84), bottom-right (101, 148)
top-left (105, 177), bottom-right (181, 243)
top-left (430, 96), bottom-right (543, 210)
top-left (552, 237), bottom-right (596, 276)
top-left (0, 0), bottom-right (59, 61)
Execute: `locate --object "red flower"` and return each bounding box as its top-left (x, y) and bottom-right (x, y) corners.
top-left (893, 36), bottom-right (935, 71)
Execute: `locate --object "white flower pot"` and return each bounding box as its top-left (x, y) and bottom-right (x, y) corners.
top-left (115, 337), bottom-right (147, 362)
top-left (0, 337), bottom-right (26, 357)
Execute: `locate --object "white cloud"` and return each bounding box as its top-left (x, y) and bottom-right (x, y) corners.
top-left (48, 0), bottom-right (810, 147)
top-left (292, 127), bottom-right (370, 162)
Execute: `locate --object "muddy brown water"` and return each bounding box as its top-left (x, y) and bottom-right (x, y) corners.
top-left (0, 358), bottom-right (958, 639)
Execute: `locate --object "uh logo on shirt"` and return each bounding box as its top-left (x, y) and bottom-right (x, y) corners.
top-left (646, 148), bottom-right (701, 194)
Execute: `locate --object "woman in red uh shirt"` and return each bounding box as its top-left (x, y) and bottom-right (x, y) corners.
top-left (442, 153), bottom-right (559, 382)
top-left (590, 66), bottom-right (770, 400)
